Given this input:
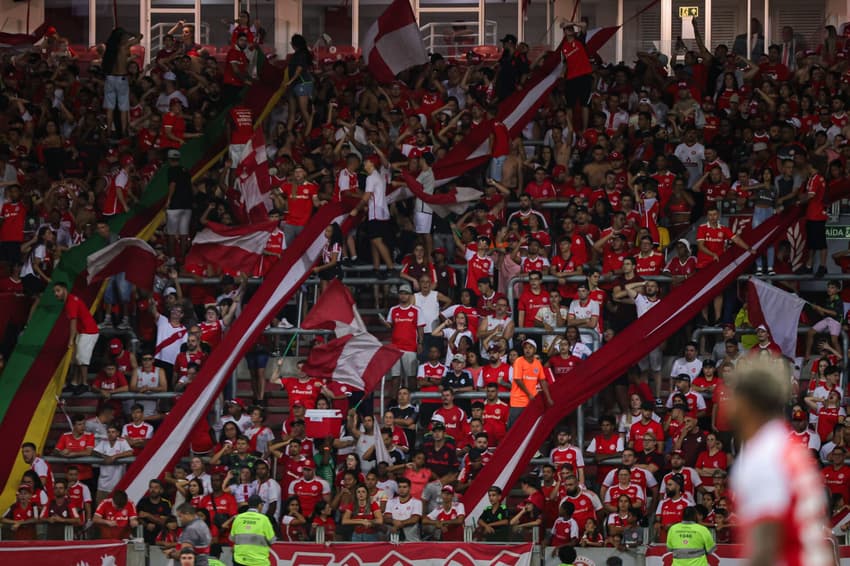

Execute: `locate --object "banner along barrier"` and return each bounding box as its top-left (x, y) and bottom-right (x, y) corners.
top-left (0, 540), bottom-right (127, 566)
top-left (270, 542), bottom-right (534, 565)
top-left (645, 543), bottom-right (850, 565)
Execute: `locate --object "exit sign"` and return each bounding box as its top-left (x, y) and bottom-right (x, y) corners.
top-left (826, 225), bottom-right (850, 238)
top-left (679, 6), bottom-right (699, 17)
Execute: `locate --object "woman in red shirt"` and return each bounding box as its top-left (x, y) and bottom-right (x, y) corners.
top-left (310, 500), bottom-right (336, 541)
top-left (341, 485), bottom-right (382, 541)
top-left (280, 496), bottom-right (308, 541)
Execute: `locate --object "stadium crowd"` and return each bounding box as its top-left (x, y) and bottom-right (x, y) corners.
top-left (1, 11), bottom-right (850, 561)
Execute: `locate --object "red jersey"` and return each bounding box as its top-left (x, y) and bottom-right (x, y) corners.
top-left (282, 182), bottom-right (318, 226)
top-left (229, 106), bottom-right (253, 144)
top-left (94, 498), bottom-right (138, 539)
top-left (550, 517), bottom-right (579, 546)
top-left (122, 422), bottom-right (154, 454)
top-left (0, 201), bottom-right (25, 242)
top-left (551, 254), bottom-right (579, 296)
top-left (634, 252), bottom-right (664, 276)
top-left (336, 169), bottom-right (359, 201)
top-left (67, 481), bottom-right (92, 517)
top-left (417, 362), bottom-right (446, 403)
top-left (550, 445), bottom-right (584, 472)
top-left (160, 112), bottom-right (185, 149)
top-left (223, 47), bottom-right (249, 86)
top-left (629, 420), bottom-right (664, 452)
top-left (655, 496), bottom-right (691, 540)
top-left (602, 249), bottom-right (627, 275)
top-left (102, 170), bottom-right (128, 216)
top-left (696, 223), bottom-right (734, 268)
top-left (525, 180), bottom-right (556, 200)
top-left (201, 492), bottom-right (238, 523)
top-left (561, 40), bottom-right (592, 79)
top-left (174, 350), bottom-right (206, 382)
top-left (56, 432), bottom-right (96, 480)
top-left (651, 171), bottom-right (676, 207)
top-left (289, 478), bottom-right (331, 517)
top-left (663, 256), bottom-right (697, 283)
top-left (520, 255), bottom-right (550, 273)
top-left (607, 483), bottom-right (646, 509)
top-left (558, 492), bottom-right (598, 535)
top-left (481, 363), bottom-right (511, 391)
top-left (463, 247), bottom-right (494, 293)
top-left (283, 378), bottom-right (324, 409)
top-left (805, 173), bottom-right (829, 221)
top-left (3, 502), bottom-right (39, 539)
top-left (199, 320), bottom-right (225, 350)
top-left (434, 405), bottom-right (469, 441)
top-left (518, 288), bottom-right (550, 324)
top-left (482, 400), bottom-right (509, 445)
top-left (822, 465), bottom-right (850, 502)
top-left (387, 304), bottom-right (423, 352)
top-left (64, 293), bottom-right (99, 335)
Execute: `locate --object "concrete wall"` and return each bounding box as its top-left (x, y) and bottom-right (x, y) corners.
top-left (0, 0), bottom-right (45, 34)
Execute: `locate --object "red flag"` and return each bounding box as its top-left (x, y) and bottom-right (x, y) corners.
top-left (460, 205), bottom-right (807, 523)
top-left (234, 129), bottom-right (273, 223)
top-left (432, 44), bottom-right (565, 185)
top-left (116, 202), bottom-right (357, 503)
top-left (361, 0), bottom-right (429, 83)
top-left (301, 279), bottom-right (366, 332)
top-left (0, 23), bottom-right (50, 51)
top-left (85, 237), bottom-right (157, 290)
top-left (185, 221), bottom-right (276, 276)
top-left (747, 277), bottom-right (806, 357)
top-left (302, 333), bottom-right (401, 395)
top-left (585, 26), bottom-right (620, 55)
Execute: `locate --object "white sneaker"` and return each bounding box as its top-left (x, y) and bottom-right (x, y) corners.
top-left (99, 315), bottom-right (113, 330)
top-left (117, 316), bottom-right (131, 330)
top-left (277, 318), bottom-right (294, 329)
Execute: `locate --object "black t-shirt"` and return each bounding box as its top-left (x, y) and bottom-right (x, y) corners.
top-left (137, 496), bottom-right (172, 544)
top-left (167, 165), bottom-right (193, 210)
top-left (479, 504), bottom-right (511, 541)
top-left (289, 49), bottom-right (313, 82)
top-left (422, 439), bottom-right (458, 477)
top-left (390, 403), bottom-right (419, 448)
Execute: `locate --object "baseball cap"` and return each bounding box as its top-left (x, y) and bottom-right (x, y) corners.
top-left (640, 400), bottom-right (655, 410)
top-left (17, 484), bottom-right (32, 493)
top-left (753, 142), bottom-right (768, 152)
top-left (302, 458), bottom-right (316, 469)
top-left (441, 484), bottom-right (455, 493)
top-left (468, 448), bottom-right (483, 461)
top-left (433, 247), bottom-right (447, 256)
top-left (398, 284), bottom-right (413, 294)
top-left (227, 398), bottom-right (246, 409)
top-left (120, 154), bottom-right (133, 167)
top-left (163, 286), bottom-right (177, 296)
top-left (791, 408), bottom-right (807, 421)
top-left (552, 164), bottom-right (567, 176)
top-left (676, 238), bottom-right (691, 249)
top-left (292, 400), bottom-right (305, 408)
top-left (522, 339), bottom-right (537, 350)
top-left (676, 373), bottom-right (691, 382)
top-left (671, 449), bottom-right (684, 456)
top-left (167, 149), bottom-right (181, 160)
top-left (108, 338), bottom-right (123, 354)
top-left (609, 151), bottom-right (623, 160)
top-left (163, 71), bottom-right (177, 81)
top-left (452, 353), bottom-right (466, 363)
top-left (500, 34), bottom-right (518, 44)
top-left (366, 154), bottom-right (382, 167)
top-left (756, 324), bottom-right (768, 332)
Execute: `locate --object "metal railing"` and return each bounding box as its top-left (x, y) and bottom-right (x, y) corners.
top-left (420, 21), bottom-right (499, 55)
top-left (149, 22), bottom-right (210, 53)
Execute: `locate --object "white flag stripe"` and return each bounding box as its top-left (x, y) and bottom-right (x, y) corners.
top-left (751, 277), bottom-right (806, 357)
top-left (190, 229), bottom-right (270, 255)
top-left (375, 23), bottom-right (428, 77)
top-left (124, 213), bottom-right (347, 502)
top-left (466, 416), bottom-right (543, 524)
top-left (86, 238), bottom-right (156, 284)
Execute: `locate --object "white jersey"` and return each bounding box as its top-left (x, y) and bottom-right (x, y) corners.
top-left (385, 496), bottom-right (423, 521)
top-left (634, 294), bottom-right (661, 317)
top-left (731, 420), bottom-right (832, 566)
top-left (154, 314), bottom-right (187, 365)
top-left (669, 357), bottom-right (703, 380)
top-left (413, 291), bottom-right (440, 331)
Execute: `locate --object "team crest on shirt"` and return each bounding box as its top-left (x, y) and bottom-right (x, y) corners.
top-left (495, 409), bottom-right (501, 415)
top-left (311, 485), bottom-right (318, 492)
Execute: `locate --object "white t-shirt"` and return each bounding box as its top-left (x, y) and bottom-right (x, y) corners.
top-left (154, 314), bottom-right (187, 365)
top-left (257, 478), bottom-right (282, 521)
top-left (365, 169), bottom-right (390, 221)
top-left (669, 357), bottom-right (703, 380)
top-left (535, 306), bottom-right (568, 352)
top-left (94, 438), bottom-right (132, 492)
top-left (674, 142), bottom-right (705, 187)
top-left (634, 294), bottom-right (661, 318)
top-left (385, 496), bottom-right (423, 521)
top-left (568, 299), bottom-right (601, 335)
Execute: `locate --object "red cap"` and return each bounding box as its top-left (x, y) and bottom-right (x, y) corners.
top-left (671, 449), bottom-right (684, 456)
top-left (17, 484), bottom-right (32, 493)
top-left (608, 151), bottom-right (623, 160)
top-left (433, 247), bottom-right (447, 256)
top-left (108, 338), bottom-right (123, 354)
top-left (677, 81), bottom-right (689, 89)
top-left (227, 398), bottom-right (247, 409)
top-left (120, 154), bottom-right (133, 167)
top-left (441, 484), bottom-right (455, 493)
top-left (367, 155), bottom-right (382, 167)
top-left (302, 458), bottom-right (316, 469)
top-left (552, 164), bottom-right (567, 176)
top-left (292, 400), bottom-right (305, 408)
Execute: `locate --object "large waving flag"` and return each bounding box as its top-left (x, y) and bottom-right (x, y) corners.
top-left (235, 129), bottom-right (273, 223)
top-left (432, 44), bottom-right (565, 185)
top-left (747, 277), bottom-right (806, 358)
top-left (386, 170), bottom-right (483, 217)
top-left (117, 203), bottom-right (357, 503)
top-left (301, 280), bottom-right (402, 396)
top-left (460, 205), bottom-right (812, 523)
top-left (86, 237), bottom-right (157, 290)
top-left (0, 23), bottom-right (51, 51)
top-left (361, 0), bottom-right (429, 83)
top-left (0, 53), bottom-right (288, 513)
top-left (185, 221), bottom-right (277, 275)
top-left (585, 27), bottom-right (620, 55)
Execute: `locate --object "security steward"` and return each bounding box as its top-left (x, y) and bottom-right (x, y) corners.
top-left (230, 495), bottom-right (276, 566)
top-left (666, 506), bottom-right (716, 566)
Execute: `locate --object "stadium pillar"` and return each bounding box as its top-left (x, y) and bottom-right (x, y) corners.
top-left (274, 0), bottom-right (301, 57)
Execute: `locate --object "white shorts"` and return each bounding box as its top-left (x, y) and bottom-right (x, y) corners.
top-left (391, 351), bottom-right (419, 379)
top-left (229, 143), bottom-right (248, 168)
top-left (812, 318), bottom-right (842, 336)
top-left (638, 346), bottom-right (663, 372)
top-left (75, 332), bottom-right (99, 366)
top-left (166, 209), bottom-right (192, 235)
top-left (413, 211), bottom-right (433, 234)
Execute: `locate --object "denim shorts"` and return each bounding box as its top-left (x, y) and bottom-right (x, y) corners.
top-left (104, 271), bottom-right (133, 304)
top-left (103, 75), bottom-right (130, 111)
top-left (293, 81), bottom-right (314, 97)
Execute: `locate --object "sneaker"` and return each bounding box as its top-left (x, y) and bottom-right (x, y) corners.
top-left (62, 383), bottom-right (76, 394)
top-left (277, 318), bottom-right (294, 329)
top-left (72, 384), bottom-right (89, 396)
top-left (342, 257), bottom-right (352, 267)
top-left (755, 266), bottom-right (763, 275)
top-left (117, 316), bottom-right (131, 330)
top-left (816, 266), bottom-right (828, 277)
top-left (767, 267), bottom-right (776, 275)
top-left (99, 315), bottom-right (113, 330)
top-left (795, 265), bottom-right (813, 275)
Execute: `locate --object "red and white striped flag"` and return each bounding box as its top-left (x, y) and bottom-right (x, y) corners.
top-left (116, 202), bottom-right (356, 503)
top-left (301, 280), bottom-right (401, 395)
top-left (433, 44), bottom-right (565, 185)
top-left (747, 277), bottom-right (806, 358)
top-left (361, 0), bottom-right (428, 83)
top-left (184, 221), bottom-right (276, 276)
top-left (386, 171), bottom-right (482, 217)
top-left (86, 237), bottom-right (157, 291)
top-left (585, 26), bottom-right (620, 55)
top-left (235, 129), bottom-right (273, 223)
top-left (0, 23), bottom-right (51, 51)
